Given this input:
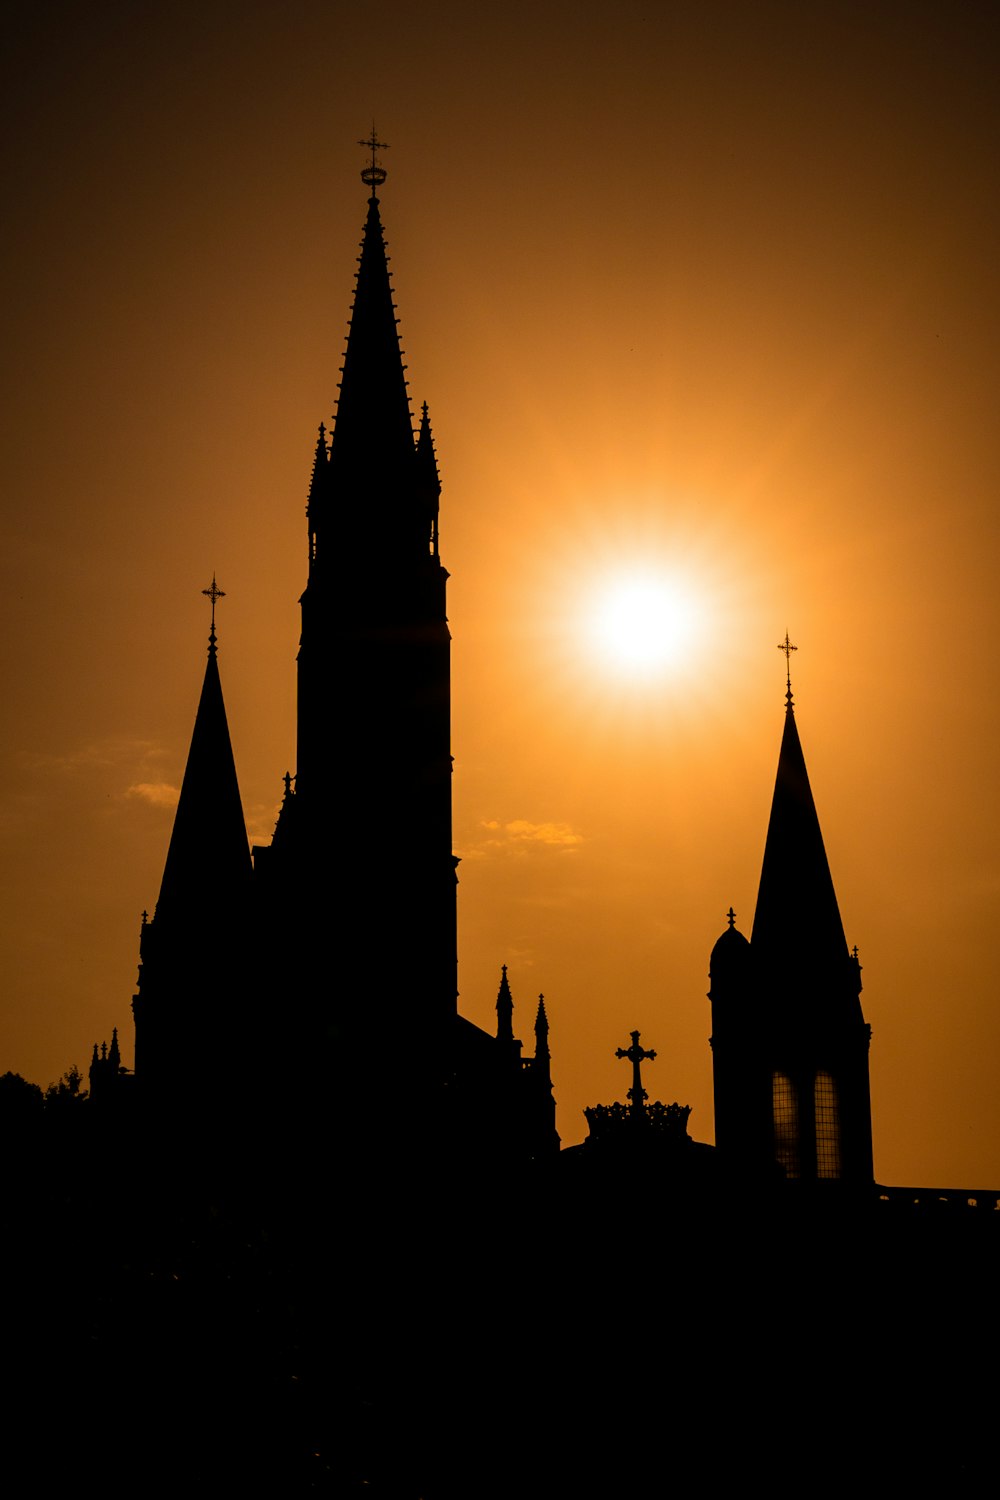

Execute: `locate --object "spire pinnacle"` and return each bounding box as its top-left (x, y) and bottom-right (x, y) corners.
top-left (358, 125), bottom-right (388, 194)
top-left (777, 631), bottom-right (797, 709)
top-left (496, 963), bottom-right (514, 1046)
top-left (202, 575), bottom-right (226, 656)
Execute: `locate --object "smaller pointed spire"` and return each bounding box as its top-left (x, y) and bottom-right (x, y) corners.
top-left (307, 423), bottom-right (329, 543)
top-left (534, 994), bottom-right (550, 1056)
top-left (416, 401), bottom-right (441, 558)
top-left (154, 608), bottom-right (251, 926)
top-left (751, 678), bottom-right (856, 1013)
top-left (532, 994), bottom-right (554, 1091)
top-left (416, 402), bottom-right (439, 477)
top-left (109, 1028), bottom-right (121, 1070)
top-left (496, 963), bottom-right (514, 1047)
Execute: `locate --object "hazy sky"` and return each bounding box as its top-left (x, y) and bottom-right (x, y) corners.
top-left (2, 1), bottom-right (999, 1184)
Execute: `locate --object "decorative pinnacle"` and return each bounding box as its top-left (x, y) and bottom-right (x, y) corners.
top-left (778, 631), bottom-right (797, 705)
top-left (727, 906), bottom-right (736, 930)
top-left (359, 125), bottom-right (388, 191)
top-left (202, 574), bottom-right (226, 652)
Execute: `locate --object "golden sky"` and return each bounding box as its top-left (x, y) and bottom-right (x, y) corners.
top-left (2, 1), bottom-right (999, 1185)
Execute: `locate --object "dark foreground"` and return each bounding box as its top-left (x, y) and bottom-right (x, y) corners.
top-left (5, 1121), bottom-right (996, 1495)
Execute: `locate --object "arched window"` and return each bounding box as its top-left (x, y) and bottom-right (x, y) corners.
top-left (772, 1071), bottom-right (800, 1179)
top-left (813, 1069), bottom-right (842, 1179)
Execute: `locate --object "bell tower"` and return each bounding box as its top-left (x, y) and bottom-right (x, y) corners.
top-left (709, 641), bottom-right (874, 1185)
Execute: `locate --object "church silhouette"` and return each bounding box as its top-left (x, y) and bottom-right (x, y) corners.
top-left (109, 141), bottom-right (881, 1194)
top-left (63, 141), bottom-right (997, 1493)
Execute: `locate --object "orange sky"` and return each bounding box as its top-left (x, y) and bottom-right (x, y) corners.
top-left (2, 2), bottom-right (999, 1185)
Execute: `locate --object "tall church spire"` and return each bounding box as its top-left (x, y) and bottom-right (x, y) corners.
top-left (283, 152), bottom-right (458, 1131)
top-left (330, 191), bottom-right (414, 473)
top-left (312, 144), bottom-right (423, 570)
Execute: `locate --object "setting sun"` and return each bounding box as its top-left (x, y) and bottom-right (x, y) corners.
top-left (590, 573), bottom-right (701, 676)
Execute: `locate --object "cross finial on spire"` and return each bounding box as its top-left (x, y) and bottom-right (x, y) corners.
top-left (359, 124), bottom-right (388, 193)
top-left (778, 631), bottom-right (797, 707)
top-left (202, 574), bottom-right (226, 654)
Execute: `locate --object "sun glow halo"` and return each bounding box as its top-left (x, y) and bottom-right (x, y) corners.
top-left (591, 573), bottom-right (700, 677)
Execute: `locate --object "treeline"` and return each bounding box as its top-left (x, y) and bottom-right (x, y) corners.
top-left (0, 1063), bottom-right (89, 1119)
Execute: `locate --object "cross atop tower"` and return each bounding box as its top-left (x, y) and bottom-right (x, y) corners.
top-left (778, 631), bottom-right (797, 706)
top-left (615, 1029), bottom-right (657, 1117)
top-left (359, 125), bottom-right (388, 191)
top-left (202, 574), bottom-right (226, 654)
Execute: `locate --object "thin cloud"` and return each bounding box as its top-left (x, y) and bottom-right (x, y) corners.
top-left (126, 782), bottom-right (180, 810)
top-left (36, 737), bottom-right (165, 775)
top-left (479, 818), bottom-right (584, 852)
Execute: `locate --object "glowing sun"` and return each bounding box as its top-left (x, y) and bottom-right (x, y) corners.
top-left (590, 574), bottom-right (700, 676)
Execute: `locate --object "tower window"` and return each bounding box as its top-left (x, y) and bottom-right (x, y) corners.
top-left (814, 1070), bottom-right (842, 1179)
top-left (772, 1071), bottom-right (800, 1180)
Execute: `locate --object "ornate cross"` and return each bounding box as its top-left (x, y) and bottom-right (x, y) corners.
top-left (359, 125), bottom-right (388, 190)
top-left (202, 574), bottom-right (225, 650)
top-left (615, 1029), bottom-right (656, 1116)
top-left (778, 631), bottom-right (797, 698)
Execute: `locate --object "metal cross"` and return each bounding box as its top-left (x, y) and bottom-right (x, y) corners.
top-left (202, 574), bottom-right (226, 648)
top-left (778, 631), bottom-right (797, 697)
top-left (359, 125), bottom-right (388, 190)
top-left (615, 1029), bottom-right (656, 1116)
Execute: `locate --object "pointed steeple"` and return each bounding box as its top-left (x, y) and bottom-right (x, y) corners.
top-left (534, 994), bottom-right (550, 1061)
top-left (155, 605), bottom-right (251, 927)
top-left (496, 963), bottom-right (514, 1047)
top-left (751, 682), bottom-right (858, 1018)
top-left (329, 190), bottom-right (415, 497)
